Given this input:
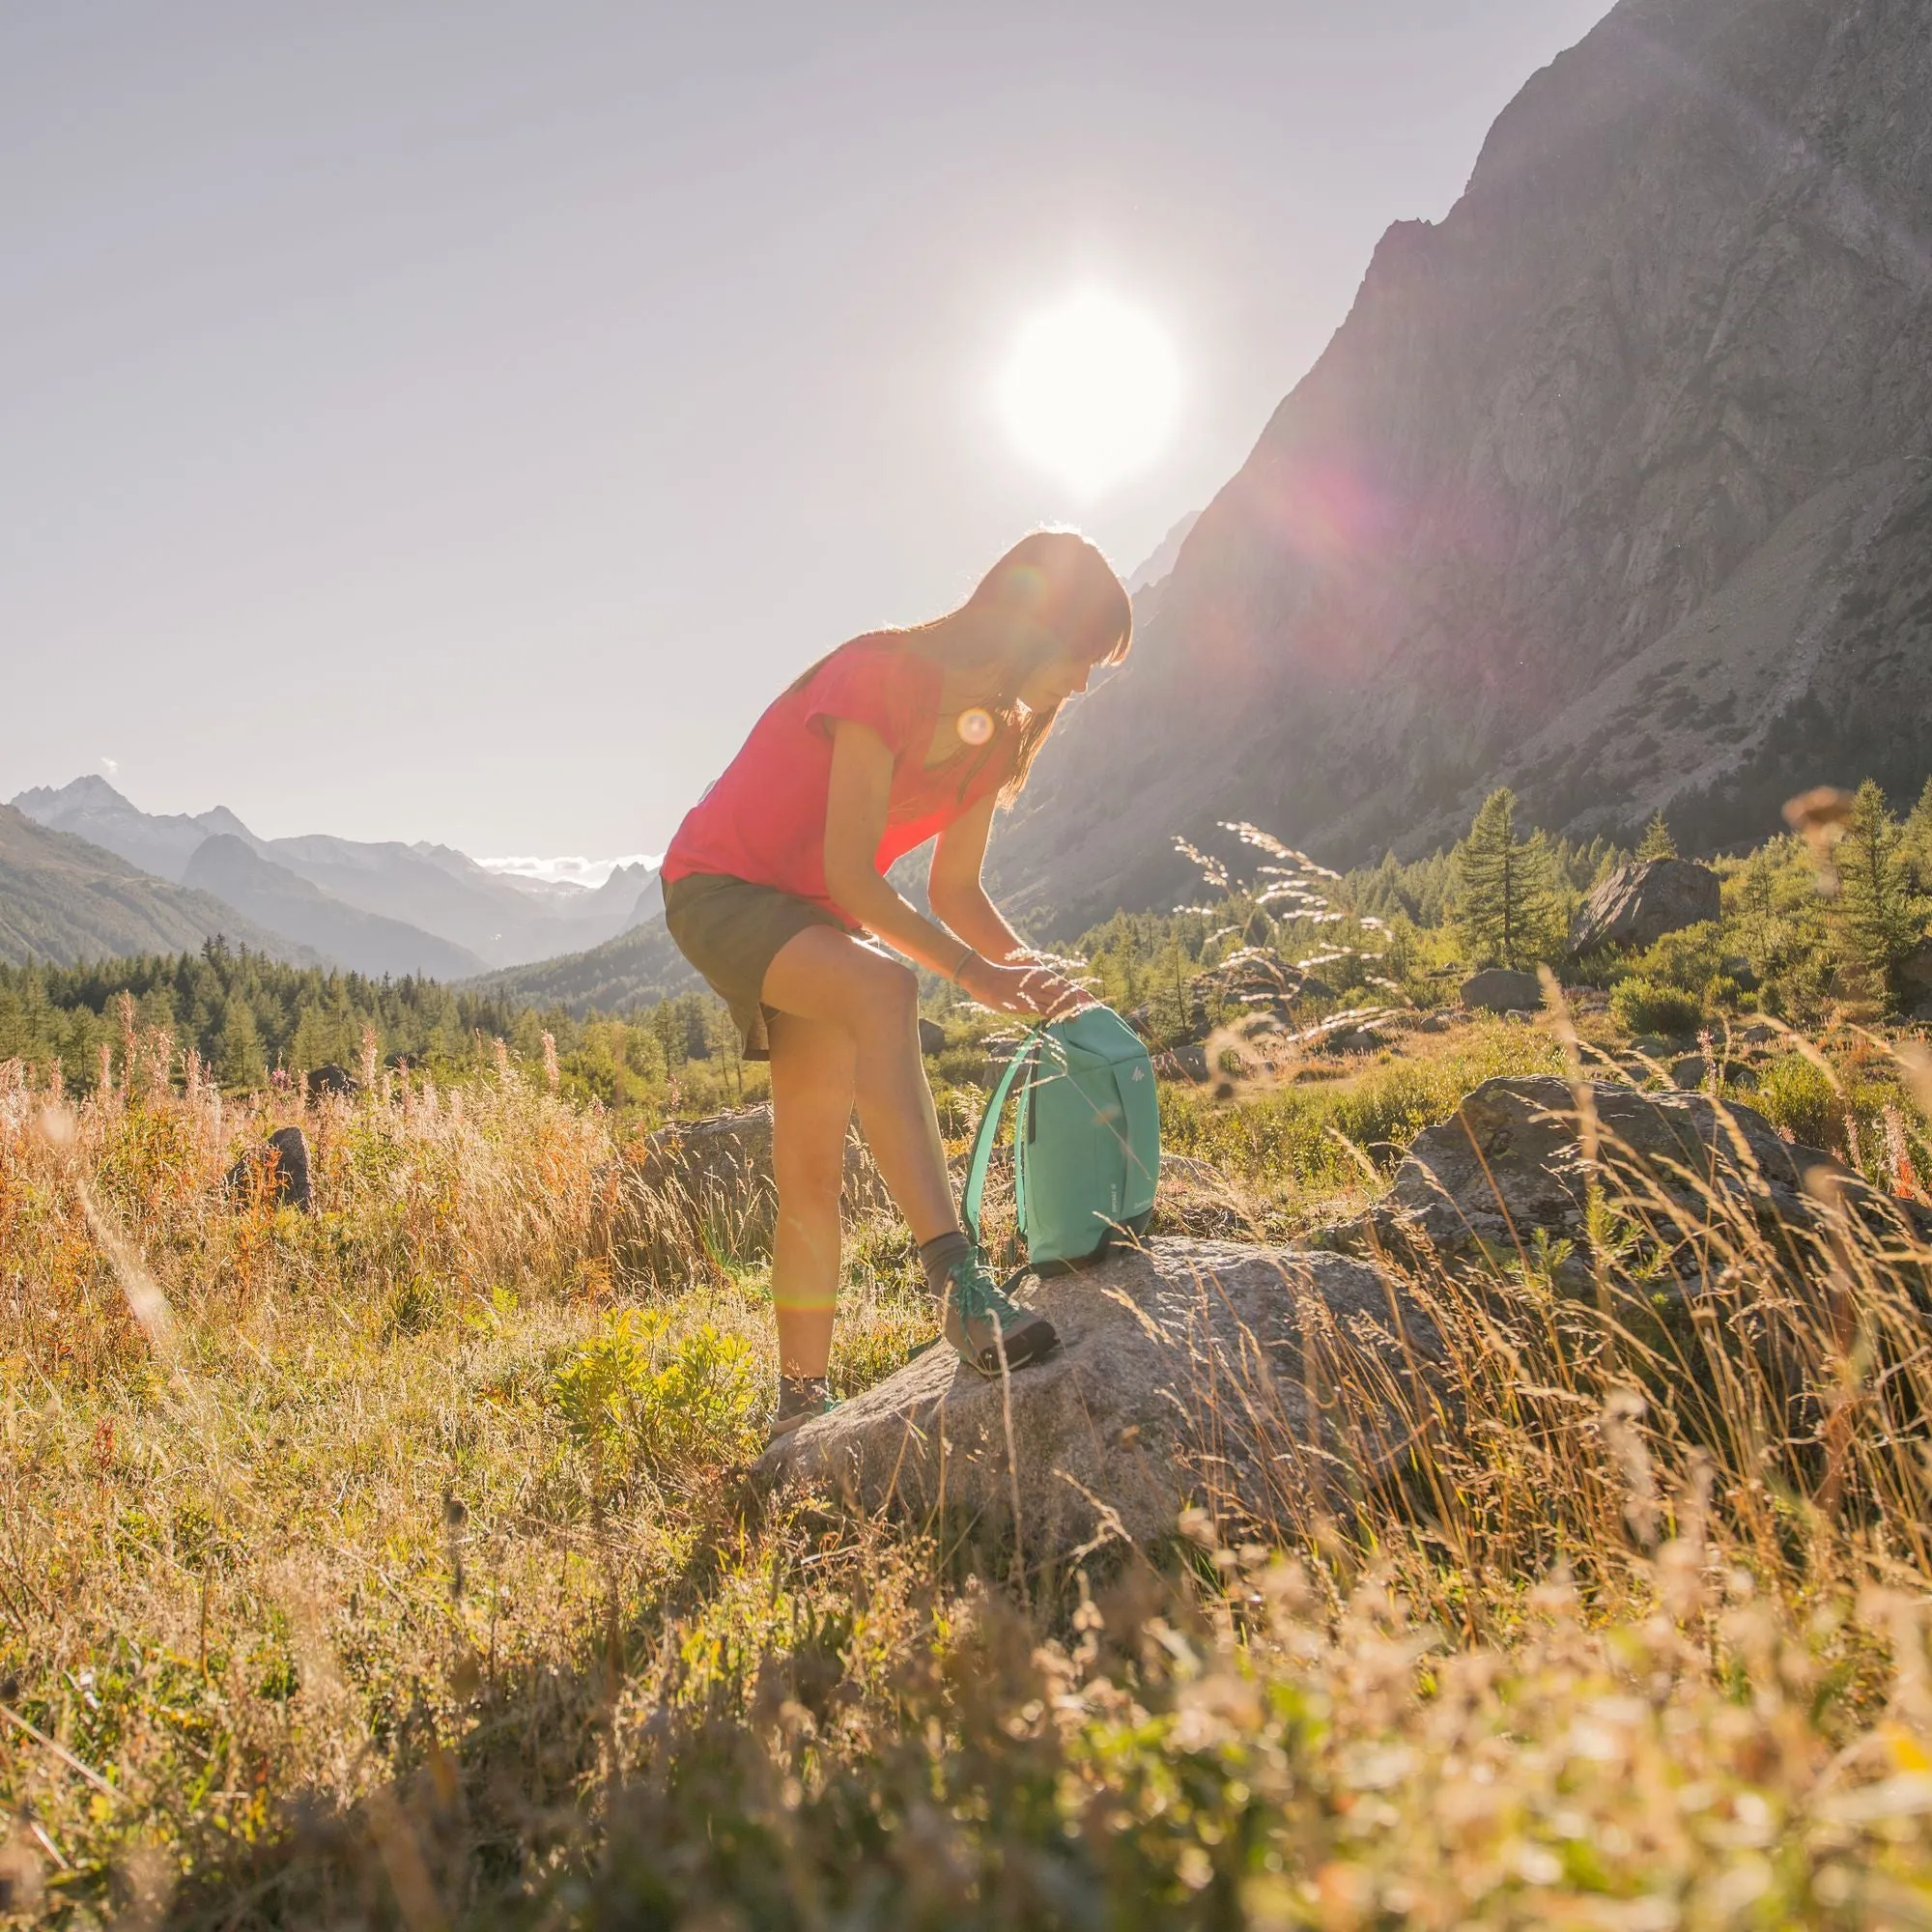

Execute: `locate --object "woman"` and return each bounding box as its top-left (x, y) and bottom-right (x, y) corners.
top-left (660, 529), bottom-right (1132, 1440)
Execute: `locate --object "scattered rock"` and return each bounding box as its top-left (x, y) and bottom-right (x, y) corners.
top-left (761, 1239), bottom-right (1436, 1557)
top-left (1569, 860), bottom-right (1721, 955)
top-left (1356, 1075), bottom-right (1928, 1260)
top-left (1321, 1024), bottom-right (1388, 1056)
top-left (226, 1126), bottom-right (312, 1212)
top-left (1152, 1042), bottom-right (1210, 1083)
top-left (1893, 937), bottom-right (1932, 1014)
top-left (1460, 969), bottom-right (1544, 1014)
top-left (591, 1105), bottom-right (887, 1286)
top-left (303, 1062), bottom-right (360, 1098)
top-left (1670, 1054), bottom-right (1709, 1091)
top-left (1720, 955), bottom-right (1760, 992)
top-left (918, 1016), bottom-right (945, 1055)
top-left (1736, 1022), bottom-right (1778, 1046)
top-left (1417, 1013), bottom-right (1449, 1034)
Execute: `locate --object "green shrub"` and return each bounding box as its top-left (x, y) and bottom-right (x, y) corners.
top-left (1626, 920), bottom-right (1726, 992)
top-left (550, 1306), bottom-right (760, 1481)
top-left (1752, 1053), bottom-right (1842, 1151)
top-left (1609, 977), bottom-right (1705, 1037)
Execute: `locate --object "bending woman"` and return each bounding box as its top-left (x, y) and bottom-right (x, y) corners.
top-left (659, 530), bottom-right (1132, 1441)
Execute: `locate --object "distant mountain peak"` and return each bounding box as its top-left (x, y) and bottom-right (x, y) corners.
top-left (12, 773), bottom-right (136, 812)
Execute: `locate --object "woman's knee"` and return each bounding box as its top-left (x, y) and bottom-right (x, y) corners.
top-left (773, 1138), bottom-right (847, 1214)
top-left (848, 952), bottom-right (920, 1032)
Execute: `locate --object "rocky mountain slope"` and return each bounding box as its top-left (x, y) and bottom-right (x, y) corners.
top-left (993, 0), bottom-right (1932, 932)
top-left (0, 806), bottom-right (319, 969)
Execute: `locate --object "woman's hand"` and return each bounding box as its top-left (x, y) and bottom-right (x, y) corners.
top-left (958, 952), bottom-right (1088, 1020)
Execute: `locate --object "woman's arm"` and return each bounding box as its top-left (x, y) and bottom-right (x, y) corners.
top-left (822, 723), bottom-right (1077, 1016)
top-left (928, 794), bottom-right (1031, 964)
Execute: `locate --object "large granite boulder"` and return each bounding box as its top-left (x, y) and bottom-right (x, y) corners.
top-left (760, 1238), bottom-right (1436, 1560)
top-left (1569, 860), bottom-right (1721, 955)
top-left (1358, 1075), bottom-right (1927, 1260)
top-left (591, 1105), bottom-right (888, 1286)
top-left (1460, 968), bottom-right (1544, 1013)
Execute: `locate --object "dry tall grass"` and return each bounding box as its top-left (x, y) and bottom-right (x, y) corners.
top-left (5, 1014), bottom-right (1932, 1927)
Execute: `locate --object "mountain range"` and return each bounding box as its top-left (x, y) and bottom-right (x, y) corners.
top-left (992, 0), bottom-right (1932, 931)
top-left (12, 0), bottom-right (1929, 1003)
top-left (4, 777), bottom-right (664, 984)
top-left (0, 806), bottom-right (322, 970)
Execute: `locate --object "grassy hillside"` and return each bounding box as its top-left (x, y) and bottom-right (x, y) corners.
top-left (5, 991), bottom-right (1932, 1925)
top-left (465, 911), bottom-right (700, 1017)
top-left (0, 804), bottom-right (318, 969)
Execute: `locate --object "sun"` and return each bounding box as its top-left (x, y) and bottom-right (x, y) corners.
top-left (999, 292), bottom-right (1180, 497)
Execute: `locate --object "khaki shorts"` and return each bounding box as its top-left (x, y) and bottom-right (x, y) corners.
top-left (662, 872), bottom-right (851, 1060)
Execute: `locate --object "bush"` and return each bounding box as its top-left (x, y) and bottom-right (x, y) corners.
top-left (1752, 1052), bottom-right (1842, 1151)
top-left (1627, 920), bottom-right (1726, 991)
top-left (550, 1306), bottom-right (760, 1482)
top-left (1609, 977), bottom-right (1705, 1037)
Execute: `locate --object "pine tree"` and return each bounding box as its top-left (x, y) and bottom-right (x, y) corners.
top-left (1904, 776), bottom-right (1932, 891)
top-left (218, 993), bottom-right (266, 1091)
top-left (289, 1003), bottom-right (330, 1076)
top-left (1636, 810), bottom-right (1678, 862)
top-left (1451, 788), bottom-right (1567, 970)
top-left (1834, 780), bottom-right (1927, 1006)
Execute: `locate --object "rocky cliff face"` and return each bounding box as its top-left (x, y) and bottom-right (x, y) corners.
top-left (994, 0), bottom-right (1932, 931)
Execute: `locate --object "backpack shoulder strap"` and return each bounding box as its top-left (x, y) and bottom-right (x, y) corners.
top-left (961, 1036), bottom-right (1039, 1247)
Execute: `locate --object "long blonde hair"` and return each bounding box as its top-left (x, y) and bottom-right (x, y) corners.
top-left (789, 529), bottom-right (1133, 804)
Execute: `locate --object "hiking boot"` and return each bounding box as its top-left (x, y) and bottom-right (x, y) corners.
top-left (939, 1251), bottom-right (1058, 1377)
top-left (767, 1376), bottom-right (837, 1446)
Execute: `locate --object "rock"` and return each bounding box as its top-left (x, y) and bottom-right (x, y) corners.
top-left (1417, 1013), bottom-right (1449, 1034)
top-left (1569, 861), bottom-right (1722, 955)
top-left (591, 1105), bottom-right (887, 1287)
top-left (761, 1239), bottom-right (1436, 1557)
top-left (303, 1062), bottom-right (360, 1098)
top-left (1152, 1043), bottom-right (1209, 1083)
top-left (918, 1016), bottom-right (945, 1055)
top-left (1361, 1075), bottom-right (1929, 1259)
top-left (1321, 1024), bottom-right (1387, 1056)
top-left (1720, 955), bottom-right (1760, 992)
top-left (1670, 1055), bottom-right (1709, 1091)
top-left (1460, 969), bottom-right (1544, 1014)
top-left (225, 1126), bottom-right (312, 1212)
top-left (1893, 937), bottom-right (1932, 1014)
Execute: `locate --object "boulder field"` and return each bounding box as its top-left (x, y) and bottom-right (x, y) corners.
top-left (755, 1077), bottom-right (1931, 1559)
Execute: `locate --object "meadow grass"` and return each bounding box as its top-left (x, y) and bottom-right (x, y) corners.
top-left (5, 1017), bottom-right (1932, 1926)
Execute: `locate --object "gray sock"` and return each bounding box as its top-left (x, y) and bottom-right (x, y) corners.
top-left (777, 1374), bottom-right (830, 1424)
top-left (919, 1228), bottom-right (971, 1299)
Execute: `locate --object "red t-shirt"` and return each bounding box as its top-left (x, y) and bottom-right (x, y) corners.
top-left (661, 636), bottom-right (1010, 922)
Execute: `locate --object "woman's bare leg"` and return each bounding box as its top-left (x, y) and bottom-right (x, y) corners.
top-left (761, 926), bottom-right (957, 1243)
top-left (765, 1011), bottom-right (857, 1379)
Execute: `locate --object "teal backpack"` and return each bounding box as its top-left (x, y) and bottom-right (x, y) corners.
top-left (961, 1004), bottom-right (1161, 1275)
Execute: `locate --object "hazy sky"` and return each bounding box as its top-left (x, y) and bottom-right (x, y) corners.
top-left (2, 0), bottom-right (1608, 862)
